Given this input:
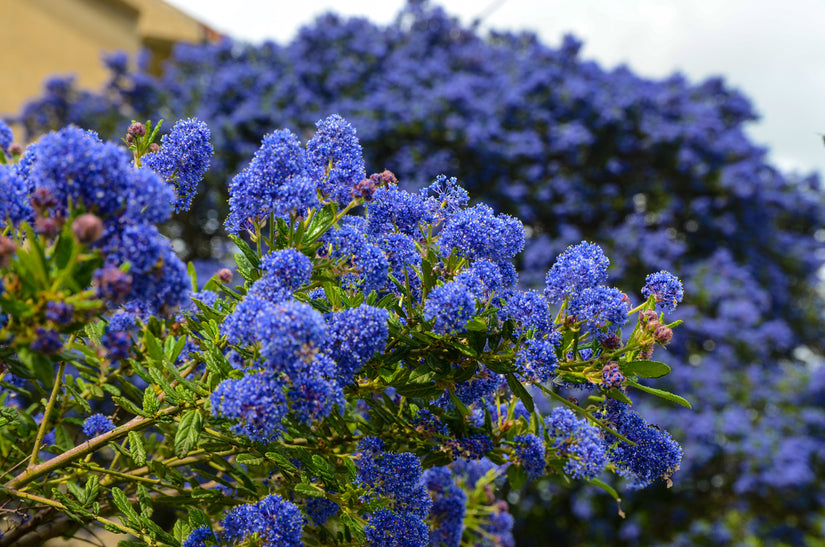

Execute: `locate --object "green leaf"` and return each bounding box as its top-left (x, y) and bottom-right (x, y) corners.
top-left (605, 389), bottom-right (633, 405)
top-left (188, 509), bottom-right (211, 530)
top-left (142, 388), bottom-right (159, 415)
top-left (84, 476), bottom-right (100, 507)
top-left (173, 520), bottom-right (192, 543)
top-left (128, 431), bottom-right (147, 466)
top-left (505, 373), bottom-right (535, 412)
top-left (295, 483), bottom-right (327, 498)
top-left (266, 451), bottom-right (298, 473)
top-left (506, 463), bottom-right (528, 490)
top-left (589, 477), bottom-right (621, 501)
top-left (621, 360), bottom-right (671, 379)
top-left (448, 389), bottom-right (470, 416)
top-left (626, 379), bottom-right (692, 409)
top-left (236, 453), bottom-right (264, 466)
top-left (187, 261), bottom-right (198, 292)
top-left (111, 487), bottom-right (140, 526)
top-left (54, 425), bottom-right (73, 452)
top-left (113, 396), bottom-right (151, 418)
top-left (137, 484), bottom-right (153, 518)
top-left (174, 410), bottom-right (204, 458)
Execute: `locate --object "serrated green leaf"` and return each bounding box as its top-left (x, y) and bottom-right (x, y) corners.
top-left (113, 395), bottom-right (151, 418)
top-left (174, 410), bottom-right (203, 458)
top-left (236, 453), bottom-right (264, 466)
top-left (621, 360), bottom-right (671, 379)
top-left (188, 509), bottom-right (211, 530)
top-left (295, 483), bottom-right (327, 498)
top-left (111, 486), bottom-right (140, 526)
top-left (128, 431), bottom-right (146, 466)
top-left (137, 484), bottom-right (153, 518)
top-left (54, 424), bottom-right (73, 452)
top-left (142, 388), bottom-right (159, 415)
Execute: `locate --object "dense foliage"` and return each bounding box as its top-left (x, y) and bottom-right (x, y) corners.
top-left (0, 114), bottom-right (686, 546)
top-left (8, 1), bottom-right (825, 544)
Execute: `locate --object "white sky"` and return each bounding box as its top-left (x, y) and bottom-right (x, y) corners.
top-left (165, 0), bottom-right (825, 178)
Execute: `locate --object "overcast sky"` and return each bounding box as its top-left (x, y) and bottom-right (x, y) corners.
top-left (165, 0), bottom-right (825, 178)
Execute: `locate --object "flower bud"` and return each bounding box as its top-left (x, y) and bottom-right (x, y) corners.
top-left (148, 143), bottom-right (160, 153)
top-left (217, 268), bottom-right (233, 283)
top-left (600, 333), bottom-right (621, 350)
top-left (95, 266), bottom-right (133, 304)
top-left (654, 325), bottom-right (673, 345)
top-left (370, 169), bottom-right (398, 187)
top-left (30, 188), bottom-right (57, 213)
top-left (0, 236), bottom-right (17, 268)
top-left (35, 215), bottom-right (63, 238)
top-left (31, 327), bottom-right (63, 355)
top-left (128, 122), bottom-right (147, 138)
top-left (8, 143), bottom-right (23, 156)
top-left (602, 361), bottom-right (625, 389)
top-left (641, 310), bottom-right (658, 324)
top-left (72, 213), bottom-right (104, 243)
top-left (352, 178), bottom-right (377, 200)
top-left (639, 343), bottom-right (655, 359)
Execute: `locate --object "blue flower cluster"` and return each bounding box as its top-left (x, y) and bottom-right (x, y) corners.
top-left (143, 118), bottom-right (213, 213)
top-left (220, 494), bottom-right (303, 547)
top-left (641, 270), bottom-right (684, 313)
top-left (545, 408), bottom-right (608, 480)
top-left (18, 2), bottom-right (825, 537)
top-left (422, 467), bottom-right (467, 547)
top-left (82, 413), bottom-right (115, 438)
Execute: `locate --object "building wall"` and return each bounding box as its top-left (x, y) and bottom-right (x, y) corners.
top-left (0, 0), bottom-right (213, 127)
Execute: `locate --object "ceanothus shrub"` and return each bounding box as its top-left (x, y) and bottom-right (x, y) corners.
top-left (10, 1), bottom-right (825, 544)
top-left (0, 115), bottom-right (688, 546)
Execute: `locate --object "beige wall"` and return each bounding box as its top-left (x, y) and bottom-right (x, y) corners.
top-left (0, 0), bottom-right (212, 127)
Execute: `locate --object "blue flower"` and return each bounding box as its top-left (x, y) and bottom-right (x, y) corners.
top-left (424, 281), bottom-right (476, 335)
top-left (365, 509), bottom-right (429, 547)
top-left (225, 129), bottom-right (317, 234)
top-left (513, 434), bottom-right (546, 481)
top-left (502, 290), bottom-right (553, 336)
top-left (220, 494), bottom-right (304, 547)
top-left (0, 120), bottom-right (13, 152)
top-left (423, 467), bottom-right (467, 547)
top-left (568, 286), bottom-right (629, 338)
top-left (82, 414), bottom-right (115, 437)
top-left (324, 305), bottom-right (389, 384)
top-left (543, 241), bottom-right (609, 303)
top-left (182, 526), bottom-right (215, 547)
top-left (642, 270), bottom-right (684, 312)
top-left (210, 372), bottom-right (287, 443)
top-left (250, 249), bottom-right (312, 302)
top-left (306, 497), bottom-right (339, 526)
top-left (143, 118), bottom-right (212, 213)
top-left (306, 114), bottom-right (366, 205)
top-left (544, 408), bottom-right (607, 480)
top-left (438, 204), bottom-right (525, 262)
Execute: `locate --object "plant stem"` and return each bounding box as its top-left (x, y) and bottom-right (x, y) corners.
top-left (28, 361), bottom-right (66, 469)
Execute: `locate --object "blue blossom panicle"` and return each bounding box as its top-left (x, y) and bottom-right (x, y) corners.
top-left (210, 372), bottom-right (287, 443)
top-left (455, 259), bottom-right (503, 301)
top-left (544, 408), bottom-right (607, 480)
top-left (356, 439), bottom-right (431, 518)
top-left (515, 332), bottom-right (561, 383)
top-left (438, 204), bottom-right (525, 262)
top-left (94, 266), bottom-right (133, 305)
top-left (143, 118), bottom-right (212, 212)
top-left (601, 362), bottom-right (625, 389)
top-left (449, 365), bottom-right (503, 407)
top-left (287, 353), bottom-right (344, 424)
top-left (568, 286), bottom-right (629, 338)
top-left (423, 467), bottom-right (467, 547)
top-left (306, 114), bottom-right (366, 205)
top-left (412, 409), bottom-right (449, 436)
top-left (424, 281), bottom-right (476, 335)
top-left (221, 294), bottom-right (272, 348)
top-left (82, 414), bottom-right (115, 437)
top-left (123, 167), bottom-right (175, 225)
top-left (182, 526), bottom-right (215, 547)
top-left (225, 129), bottom-right (317, 234)
top-left (257, 301), bottom-right (327, 374)
top-left (496, 261), bottom-right (518, 292)
top-left (482, 508), bottom-right (515, 547)
top-left (603, 400), bottom-right (682, 489)
top-left (0, 165), bottom-right (32, 228)
top-left (367, 185), bottom-right (437, 237)
top-left (127, 244), bottom-right (190, 315)
top-left (356, 436), bottom-right (386, 486)
top-left (220, 494), bottom-right (303, 547)
top-left (365, 509), bottom-right (429, 547)
top-left (421, 174), bottom-right (469, 218)
top-left (0, 120), bottom-right (12, 152)
top-left (544, 241), bottom-right (609, 303)
top-left (110, 224), bottom-right (165, 274)
top-left (45, 301), bottom-right (74, 325)
top-left (641, 270), bottom-right (684, 313)
top-left (324, 305), bottom-right (389, 384)
top-left (31, 328), bottom-right (62, 354)
top-left (503, 290), bottom-right (553, 336)
top-left (101, 311), bottom-right (137, 360)
top-left (514, 434), bottom-right (546, 481)
top-left (378, 232), bottom-right (422, 295)
top-left (250, 249), bottom-right (312, 302)
top-left (454, 435), bottom-right (493, 460)
top-left (324, 225), bottom-right (389, 294)
top-left (450, 457), bottom-right (502, 488)
top-left (306, 497), bottom-right (339, 526)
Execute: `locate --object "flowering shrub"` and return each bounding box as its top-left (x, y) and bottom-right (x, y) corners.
top-left (10, 1), bottom-right (825, 544)
top-left (0, 115), bottom-right (688, 546)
